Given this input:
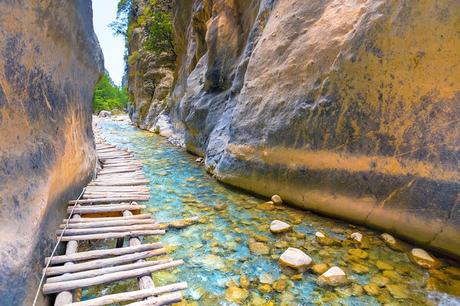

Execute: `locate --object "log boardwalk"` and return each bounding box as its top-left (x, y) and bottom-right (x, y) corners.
top-left (42, 134), bottom-right (187, 306)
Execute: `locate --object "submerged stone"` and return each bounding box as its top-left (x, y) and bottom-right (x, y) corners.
top-left (375, 260), bottom-right (394, 271)
top-left (348, 248), bottom-right (369, 259)
top-left (257, 201), bottom-right (276, 210)
top-left (224, 286), bottom-right (249, 303)
top-left (312, 263), bottom-right (329, 275)
top-left (249, 241), bottom-right (270, 255)
top-left (258, 283), bottom-right (273, 293)
top-left (270, 220), bottom-right (291, 234)
top-left (240, 274), bottom-right (250, 288)
top-left (385, 284), bottom-right (411, 299)
top-left (279, 247), bottom-right (313, 272)
top-left (363, 283), bottom-right (380, 296)
top-left (315, 231), bottom-right (340, 246)
top-left (350, 232), bottom-right (363, 242)
top-left (352, 262), bottom-right (370, 274)
top-left (380, 233), bottom-right (405, 252)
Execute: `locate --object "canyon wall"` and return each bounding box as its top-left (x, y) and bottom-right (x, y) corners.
top-left (0, 1), bottom-right (103, 304)
top-left (130, 0), bottom-right (460, 258)
top-left (128, 0), bottom-right (176, 130)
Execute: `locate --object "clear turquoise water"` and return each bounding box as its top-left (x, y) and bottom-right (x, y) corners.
top-left (80, 119), bottom-right (460, 306)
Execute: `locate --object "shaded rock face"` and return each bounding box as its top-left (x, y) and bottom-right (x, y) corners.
top-left (164, 0), bottom-right (460, 258)
top-left (128, 0), bottom-right (175, 130)
top-left (0, 1), bottom-right (103, 304)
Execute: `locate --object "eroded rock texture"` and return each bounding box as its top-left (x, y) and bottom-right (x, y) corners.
top-left (128, 0), bottom-right (175, 129)
top-left (0, 1), bottom-right (103, 304)
top-left (130, 0), bottom-right (460, 258)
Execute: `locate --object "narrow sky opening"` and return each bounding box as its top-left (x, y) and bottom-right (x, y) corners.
top-left (92, 0), bottom-right (125, 86)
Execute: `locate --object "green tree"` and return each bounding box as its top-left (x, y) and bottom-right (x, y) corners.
top-left (92, 73), bottom-right (128, 113)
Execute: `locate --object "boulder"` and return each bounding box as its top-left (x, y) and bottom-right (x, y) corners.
top-left (98, 110), bottom-right (112, 118)
top-left (279, 247), bottom-right (313, 272)
top-left (317, 267), bottom-right (349, 287)
top-left (270, 220), bottom-right (291, 234)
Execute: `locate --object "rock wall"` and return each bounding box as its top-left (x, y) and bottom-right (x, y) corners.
top-left (0, 1), bottom-right (103, 305)
top-left (128, 0), bottom-right (175, 130)
top-left (130, 0), bottom-right (460, 258)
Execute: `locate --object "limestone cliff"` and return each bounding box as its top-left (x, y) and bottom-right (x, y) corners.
top-left (0, 1), bottom-right (103, 304)
top-left (127, 0), bottom-right (175, 130)
top-left (132, 0), bottom-right (460, 258)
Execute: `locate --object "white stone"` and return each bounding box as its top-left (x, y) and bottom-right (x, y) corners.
top-left (317, 266), bottom-right (348, 287)
top-left (271, 194), bottom-right (283, 205)
top-left (350, 232), bottom-right (363, 242)
top-left (270, 220), bottom-right (291, 233)
top-left (381, 233), bottom-right (396, 244)
top-left (279, 247), bottom-right (312, 272)
top-left (259, 273), bottom-right (274, 284)
top-left (411, 248), bottom-right (435, 263)
top-left (315, 231), bottom-right (325, 238)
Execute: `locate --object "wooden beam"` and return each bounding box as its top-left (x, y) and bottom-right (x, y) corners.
top-left (60, 219), bottom-right (155, 229)
top-left (66, 282), bottom-right (187, 306)
top-left (45, 248), bottom-right (167, 276)
top-left (46, 259), bottom-right (172, 284)
top-left (60, 230), bottom-right (165, 241)
top-left (67, 204), bottom-right (146, 212)
top-left (63, 214), bottom-right (152, 223)
top-left (43, 260), bottom-right (184, 294)
top-left (57, 224), bottom-right (162, 236)
top-left (46, 242), bottom-right (163, 265)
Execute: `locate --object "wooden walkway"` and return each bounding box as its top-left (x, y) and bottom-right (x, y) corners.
top-left (42, 135), bottom-right (187, 305)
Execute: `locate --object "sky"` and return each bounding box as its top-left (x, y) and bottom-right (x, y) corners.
top-left (92, 0), bottom-right (125, 86)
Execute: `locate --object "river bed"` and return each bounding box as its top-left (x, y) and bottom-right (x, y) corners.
top-left (81, 118), bottom-right (460, 306)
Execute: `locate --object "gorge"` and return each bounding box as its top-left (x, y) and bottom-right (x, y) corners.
top-left (0, 0), bottom-right (459, 305)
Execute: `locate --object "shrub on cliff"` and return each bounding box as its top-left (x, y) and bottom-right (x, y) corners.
top-left (92, 73), bottom-right (128, 113)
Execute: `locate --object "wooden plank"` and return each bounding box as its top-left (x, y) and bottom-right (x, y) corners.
top-left (54, 214), bottom-right (80, 305)
top-left (88, 181), bottom-right (149, 186)
top-left (67, 205), bottom-right (145, 214)
top-left (66, 282), bottom-right (187, 306)
top-left (46, 242), bottom-right (163, 265)
top-left (57, 224), bottom-right (163, 236)
top-left (60, 219), bottom-right (155, 229)
top-left (46, 259), bottom-right (172, 284)
top-left (43, 260), bottom-right (184, 294)
top-left (63, 214), bottom-right (152, 223)
top-left (98, 169), bottom-right (143, 175)
top-left (60, 230), bottom-right (165, 241)
top-left (125, 292), bottom-right (183, 306)
top-left (45, 248), bottom-right (167, 276)
top-left (82, 194), bottom-right (149, 200)
top-left (68, 198), bottom-right (148, 205)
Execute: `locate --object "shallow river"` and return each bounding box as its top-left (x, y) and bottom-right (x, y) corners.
top-left (81, 118), bottom-right (460, 306)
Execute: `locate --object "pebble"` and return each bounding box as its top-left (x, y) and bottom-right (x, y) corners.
top-left (259, 273), bottom-right (274, 284)
top-left (315, 231), bottom-right (340, 246)
top-left (279, 247), bottom-right (313, 272)
top-left (258, 284), bottom-right (273, 293)
top-left (312, 263), bottom-right (329, 275)
top-left (224, 286), bottom-right (249, 303)
top-left (348, 248), bottom-right (369, 259)
top-left (270, 220), bottom-right (291, 233)
top-left (363, 283), bottom-right (380, 296)
top-left (380, 233), bottom-right (404, 252)
top-left (257, 201), bottom-right (276, 210)
top-left (376, 260), bottom-right (394, 271)
top-left (386, 284), bottom-right (411, 299)
top-left (272, 279), bottom-right (288, 292)
top-left (351, 262), bottom-right (369, 274)
top-left (317, 266), bottom-right (349, 287)
top-left (249, 241), bottom-right (270, 255)
top-left (350, 232), bottom-right (363, 242)
top-left (240, 274), bottom-right (250, 288)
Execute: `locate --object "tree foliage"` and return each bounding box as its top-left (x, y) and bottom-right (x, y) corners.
top-left (92, 73), bottom-right (128, 113)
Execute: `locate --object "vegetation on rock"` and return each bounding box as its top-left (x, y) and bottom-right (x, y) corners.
top-left (92, 73), bottom-right (128, 113)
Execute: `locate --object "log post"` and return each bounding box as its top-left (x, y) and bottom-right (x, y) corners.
top-left (54, 214), bottom-right (80, 306)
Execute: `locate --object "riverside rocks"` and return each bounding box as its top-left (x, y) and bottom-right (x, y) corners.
top-left (279, 248), bottom-right (312, 272)
top-left (317, 267), bottom-right (348, 287)
top-left (270, 220), bottom-right (291, 234)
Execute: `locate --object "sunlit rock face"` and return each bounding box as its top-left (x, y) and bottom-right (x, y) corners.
top-left (0, 1), bottom-right (103, 304)
top-left (167, 0), bottom-right (460, 258)
top-left (128, 0), bottom-right (175, 130)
